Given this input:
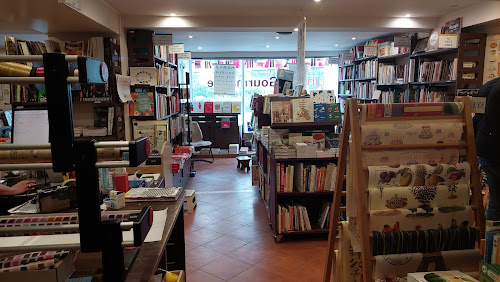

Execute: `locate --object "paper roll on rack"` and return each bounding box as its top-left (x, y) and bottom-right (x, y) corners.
top-left (0, 148), bottom-right (123, 164)
top-left (0, 62), bottom-right (43, 77)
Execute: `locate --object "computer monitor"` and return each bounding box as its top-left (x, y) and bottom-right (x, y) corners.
top-left (12, 108), bottom-right (49, 144)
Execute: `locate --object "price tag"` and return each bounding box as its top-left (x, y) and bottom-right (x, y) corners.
top-left (471, 97), bottom-right (486, 114)
top-left (153, 35), bottom-right (173, 46)
top-left (328, 57), bottom-right (339, 65)
top-left (364, 46), bottom-right (377, 57)
top-left (394, 36), bottom-right (411, 47)
top-left (168, 44), bottom-right (184, 54)
top-left (177, 52), bottom-right (191, 59)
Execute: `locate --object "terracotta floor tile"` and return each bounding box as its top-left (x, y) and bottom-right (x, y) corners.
top-left (227, 243), bottom-right (276, 265)
top-left (249, 234), bottom-right (282, 251)
top-left (200, 255), bottom-right (251, 280)
top-left (203, 220), bottom-right (248, 235)
top-left (228, 265), bottom-right (285, 282)
top-left (276, 244), bottom-right (326, 262)
top-left (190, 213), bottom-right (225, 226)
top-left (282, 262), bottom-right (325, 282)
top-left (185, 263), bottom-right (197, 275)
top-left (185, 228), bottom-right (223, 244)
top-left (255, 253), bottom-right (306, 277)
top-left (185, 246), bottom-right (224, 268)
top-left (185, 239), bottom-right (202, 252)
top-left (185, 223), bottom-right (203, 234)
top-left (203, 235), bottom-right (248, 254)
top-left (227, 225), bottom-right (269, 242)
top-left (188, 269), bottom-right (225, 282)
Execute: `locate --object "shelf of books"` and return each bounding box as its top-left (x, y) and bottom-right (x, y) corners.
top-left (5, 36), bottom-right (125, 141)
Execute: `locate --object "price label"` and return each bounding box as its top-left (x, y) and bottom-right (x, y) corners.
top-left (154, 35), bottom-right (173, 46)
top-left (328, 57), bottom-right (339, 65)
top-left (364, 46), bottom-right (377, 57)
top-left (177, 52), bottom-right (191, 60)
top-left (168, 44), bottom-right (184, 54)
top-left (471, 97), bottom-right (486, 114)
top-left (394, 36), bottom-right (411, 47)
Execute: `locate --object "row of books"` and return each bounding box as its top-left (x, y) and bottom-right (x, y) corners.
top-left (154, 45), bottom-right (177, 65)
top-left (156, 93), bottom-right (181, 119)
top-left (277, 201), bottom-right (331, 233)
top-left (276, 162), bottom-right (337, 193)
top-left (191, 101), bottom-right (241, 113)
top-left (380, 89), bottom-right (412, 104)
top-left (418, 58), bottom-right (458, 82)
top-left (264, 128), bottom-right (339, 150)
top-left (9, 84), bottom-right (44, 103)
top-left (415, 89), bottom-right (451, 103)
top-left (356, 59), bottom-right (378, 79)
top-left (339, 66), bottom-right (354, 80)
top-left (5, 36), bottom-right (47, 56)
top-left (169, 115), bottom-right (183, 141)
top-left (339, 81), bottom-right (353, 95)
top-left (271, 99), bottom-right (341, 123)
top-left (379, 89), bottom-right (453, 103)
top-left (485, 220), bottom-right (500, 265)
top-left (378, 63), bottom-right (409, 84)
top-left (354, 81), bottom-right (376, 99)
top-left (93, 107), bottom-right (115, 136)
top-left (271, 144), bottom-right (339, 159)
top-left (73, 84), bottom-right (112, 102)
top-left (74, 127), bottom-right (108, 137)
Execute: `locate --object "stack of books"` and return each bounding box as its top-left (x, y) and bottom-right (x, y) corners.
top-left (82, 127), bottom-right (107, 137)
top-left (295, 143), bottom-right (316, 158)
top-left (272, 146), bottom-right (296, 159)
top-left (316, 148), bottom-right (338, 158)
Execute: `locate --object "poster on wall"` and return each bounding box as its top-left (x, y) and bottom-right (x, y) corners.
top-left (214, 64), bottom-right (236, 95)
top-left (484, 33), bottom-right (500, 83)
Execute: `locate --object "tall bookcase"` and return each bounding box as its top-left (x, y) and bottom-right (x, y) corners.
top-left (337, 33), bottom-right (486, 105)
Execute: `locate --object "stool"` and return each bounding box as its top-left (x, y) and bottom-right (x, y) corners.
top-left (236, 156), bottom-right (251, 172)
top-left (184, 190), bottom-right (197, 213)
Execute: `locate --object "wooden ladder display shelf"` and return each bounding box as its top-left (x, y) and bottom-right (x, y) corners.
top-left (323, 98), bottom-right (485, 282)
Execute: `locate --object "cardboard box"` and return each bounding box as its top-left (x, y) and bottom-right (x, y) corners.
top-left (0, 252), bottom-right (75, 282)
top-left (408, 270), bottom-right (478, 282)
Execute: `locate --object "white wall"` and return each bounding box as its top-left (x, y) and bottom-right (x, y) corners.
top-left (439, 1), bottom-right (500, 28)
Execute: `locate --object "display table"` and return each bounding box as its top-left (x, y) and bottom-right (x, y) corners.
top-left (71, 190), bottom-right (186, 281)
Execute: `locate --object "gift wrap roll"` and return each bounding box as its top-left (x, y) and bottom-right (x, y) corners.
top-left (373, 249), bottom-right (480, 280)
top-left (369, 206), bottom-right (473, 233)
top-left (361, 122), bottom-right (463, 146)
top-left (367, 163), bottom-right (470, 189)
top-left (338, 221), bottom-right (362, 282)
top-left (369, 184), bottom-right (470, 210)
top-left (362, 149), bottom-right (460, 168)
top-left (362, 102), bottom-right (464, 119)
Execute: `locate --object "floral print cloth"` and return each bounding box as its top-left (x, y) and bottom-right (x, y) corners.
top-left (362, 102), bottom-right (464, 119)
top-left (362, 149), bottom-right (460, 168)
top-left (338, 221), bottom-right (363, 282)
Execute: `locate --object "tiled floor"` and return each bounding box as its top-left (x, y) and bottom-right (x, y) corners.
top-left (184, 158), bottom-right (330, 282)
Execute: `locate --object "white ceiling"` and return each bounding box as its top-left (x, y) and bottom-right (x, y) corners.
top-left (105, 0), bottom-right (484, 17)
top-left (166, 30), bottom-right (398, 53)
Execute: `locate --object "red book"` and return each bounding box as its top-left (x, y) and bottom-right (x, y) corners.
top-left (204, 102), bottom-right (213, 113)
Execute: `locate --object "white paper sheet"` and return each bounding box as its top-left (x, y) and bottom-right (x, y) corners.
top-left (123, 208), bottom-right (168, 243)
top-left (116, 74), bottom-right (132, 102)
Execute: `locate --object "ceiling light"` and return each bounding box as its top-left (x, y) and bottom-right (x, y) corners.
top-left (275, 36), bottom-right (280, 39)
top-left (170, 13), bottom-right (177, 16)
top-left (404, 13), bottom-right (411, 17)
top-left (198, 46), bottom-right (202, 50)
top-left (266, 45), bottom-right (270, 48)
top-left (314, 0), bottom-right (321, 2)
top-left (334, 44), bottom-right (339, 47)
top-left (294, 28), bottom-right (298, 32)
top-left (188, 35), bottom-right (193, 39)
top-left (352, 37), bottom-right (356, 40)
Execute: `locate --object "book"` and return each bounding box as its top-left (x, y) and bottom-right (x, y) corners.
top-left (325, 133), bottom-right (339, 149)
top-left (222, 102), bottom-right (232, 113)
top-left (64, 41), bottom-right (83, 55)
top-left (94, 107), bottom-right (108, 128)
top-left (213, 102), bottom-right (222, 113)
top-left (129, 92), bottom-right (154, 116)
top-left (107, 106), bottom-right (114, 135)
top-left (289, 133), bottom-right (303, 145)
top-left (326, 103), bottom-right (341, 121)
top-left (268, 129), bottom-right (289, 147)
top-left (311, 90), bottom-right (335, 104)
top-left (130, 67), bottom-right (158, 86)
top-left (191, 102), bottom-right (203, 113)
top-left (314, 104), bottom-right (328, 122)
top-left (312, 132), bottom-right (325, 149)
top-left (204, 102), bottom-right (213, 113)
top-left (271, 101), bottom-right (292, 123)
top-left (292, 98), bottom-right (314, 123)
top-left (232, 102), bottom-right (241, 113)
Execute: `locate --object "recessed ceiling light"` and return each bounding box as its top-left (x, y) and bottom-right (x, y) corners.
top-left (352, 37), bottom-right (356, 40)
top-left (405, 13), bottom-right (411, 17)
top-left (294, 28), bottom-right (299, 32)
top-left (334, 44), bottom-right (339, 47)
top-left (170, 13), bottom-right (177, 16)
top-left (198, 46), bottom-right (202, 50)
top-left (266, 45), bottom-right (270, 48)
top-left (314, 0), bottom-right (321, 2)
top-left (188, 35), bottom-right (194, 39)
top-left (275, 36), bottom-right (280, 39)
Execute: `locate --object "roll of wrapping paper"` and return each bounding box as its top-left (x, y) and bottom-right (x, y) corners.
top-left (0, 251), bottom-right (69, 268)
top-left (338, 221), bottom-right (362, 282)
top-left (361, 102), bottom-right (464, 119)
top-left (372, 227), bottom-right (477, 256)
top-left (362, 148), bottom-right (460, 168)
top-left (0, 213), bottom-right (130, 228)
top-left (373, 249), bottom-right (480, 280)
top-left (370, 206), bottom-right (472, 233)
top-left (361, 122), bottom-right (464, 146)
top-left (0, 62), bottom-right (42, 77)
top-left (369, 184), bottom-right (470, 210)
top-left (0, 148), bottom-right (122, 164)
top-left (367, 163), bottom-right (470, 189)
top-left (0, 258), bottom-right (57, 272)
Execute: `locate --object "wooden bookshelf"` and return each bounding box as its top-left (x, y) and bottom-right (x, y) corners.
top-left (277, 191), bottom-right (334, 196)
top-left (271, 121), bottom-right (341, 128)
top-left (410, 48), bottom-right (458, 58)
top-left (274, 157), bottom-right (338, 161)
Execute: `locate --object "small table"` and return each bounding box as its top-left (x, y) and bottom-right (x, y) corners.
top-left (236, 156), bottom-right (251, 172)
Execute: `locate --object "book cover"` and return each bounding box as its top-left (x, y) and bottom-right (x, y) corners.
top-left (221, 118), bottom-right (230, 129)
top-left (325, 133), bottom-right (339, 149)
top-left (222, 102), bottom-right (232, 113)
top-left (129, 92), bottom-right (154, 116)
top-left (276, 68), bottom-right (294, 81)
top-left (130, 67), bottom-right (158, 86)
top-left (271, 101), bottom-right (292, 123)
top-left (326, 103), bottom-right (341, 121)
top-left (191, 102), bottom-right (203, 113)
top-left (302, 134), bottom-right (314, 145)
top-left (94, 107), bottom-right (108, 128)
top-left (312, 133), bottom-right (325, 149)
top-left (314, 104), bottom-right (328, 122)
top-left (312, 90), bottom-right (335, 104)
top-left (289, 133), bottom-right (303, 145)
top-left (64, 41), bottom-right (83, 55)
top-left (213, 101), bottom-right (223, 113)
top-left (292, 98), bottom-right (314, 123)
top-left (204, 102), bottom-right (214, 113)
top-left (232, 102), bottom-right (241, 113)
top-left (269, 129), bottom-right (289, 147)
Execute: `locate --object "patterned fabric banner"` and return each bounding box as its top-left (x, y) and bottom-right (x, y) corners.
top-left (362, 149), bottom-right (460, 168)
top-left (363, 102), bottom-right (464, 119)
top-left (370, 206), bottom-right (472, 233)
top-left (373, 249), bottom-right (479, 280)
top-left (0, 258), bottom-right (57, 272)
top-left (362, 122), bottom-right (463, 146)
top-left (0, 250), bottom-right (69, 268)
top-left (338, 221), bottom-right (362, 282)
